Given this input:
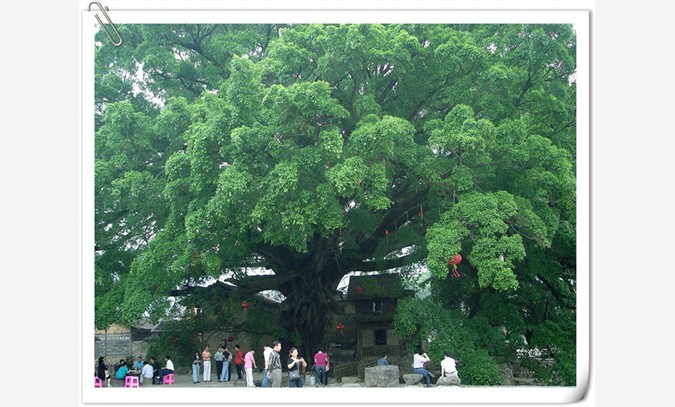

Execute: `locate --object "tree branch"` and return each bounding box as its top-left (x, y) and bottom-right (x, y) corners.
top-left (356, 185), bottom-right (431, 254)
top-left (347, 247), bottom-right (427, 272)
top-left (535, 273), bottom-right (576, 310)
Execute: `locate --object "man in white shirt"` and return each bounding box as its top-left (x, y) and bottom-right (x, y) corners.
top-left (440, 352), bottom-right (459, 378)
top-left (140, 361), bottom-right (154, 385)
top-left (261, 345), bottom-right (272, 387)
top-left (412, 348), bottom-right (432, 387)
top-left (439, 352), bottom-right (461, 385)
top-left (158, 355), bottom-right (175, 384)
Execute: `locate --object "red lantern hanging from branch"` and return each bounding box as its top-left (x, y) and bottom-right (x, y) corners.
top-left (354, 286), bottom-right (364, 295)
top-left (336, 323), bottom-right (345, 334)
top-left (227, 336), bottom-right (234, 342)
top-left (448, 254), bottom-right (462, 278)
top-left (448, 254), bottom-right (462, 265)
top-left (240, 300), bottom-right (250, 310)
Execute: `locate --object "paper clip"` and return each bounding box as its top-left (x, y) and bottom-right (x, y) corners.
top-left (89, 2), bottom-right (122, 47)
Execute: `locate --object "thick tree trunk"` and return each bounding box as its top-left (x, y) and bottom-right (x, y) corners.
top-left (280, 270), bottom-right (342, 360)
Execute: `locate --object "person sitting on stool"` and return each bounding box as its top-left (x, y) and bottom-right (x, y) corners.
top-left (157, 355), bottom-right (174, 384)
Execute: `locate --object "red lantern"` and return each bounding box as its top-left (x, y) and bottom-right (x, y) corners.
top-left (240, 300), bottom-right (250, 309)
top-left (354, 286), bottom-right (364, 295)
top-left (227, 336), bottom-right (234, 342)
top-left (448, 254), bottom-right (462, 278)
top-left (336, 323), bottom-right (345, 334)
top-left (447, 254), bottom-right (462, 265)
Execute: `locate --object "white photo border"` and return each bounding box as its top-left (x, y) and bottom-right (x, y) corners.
top-left (81, 8), bottom-right (590, 405)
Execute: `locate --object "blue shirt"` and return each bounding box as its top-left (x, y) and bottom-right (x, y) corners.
top-left (115, 365), bottom-right (129, 379)
top-left (377, 357), bottom-right (389, 366)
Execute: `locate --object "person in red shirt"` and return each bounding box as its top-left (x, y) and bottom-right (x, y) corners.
top-left (234, 344), bottom-right (244, 380)
top-left (313, 348), bottom-right (328, 387)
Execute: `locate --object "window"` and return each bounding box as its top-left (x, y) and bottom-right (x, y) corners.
top-left (372, 300), bottom-right (383, 313)
top-left (374, 329), bottom-right (387, 345)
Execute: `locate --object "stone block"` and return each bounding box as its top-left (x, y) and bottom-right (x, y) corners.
top-left (436, 375), bottom-right (461, 386)
top-left (403, 373), bottom-right (423, 385)
top-left (341, 376), bottom-right (361, 384)
top-left (364, 365), bottom-right (400, 387)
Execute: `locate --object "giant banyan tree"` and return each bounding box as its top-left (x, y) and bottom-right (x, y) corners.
top-left (94, 23), bottom-right (577, 364)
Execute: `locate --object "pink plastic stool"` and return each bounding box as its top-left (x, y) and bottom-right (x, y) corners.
top-left (124, 376), bottom-right (140, 388)
top-left (94, 377), bottom-right (103, 387)
top-left (163, 373), bottom-right (175, 385)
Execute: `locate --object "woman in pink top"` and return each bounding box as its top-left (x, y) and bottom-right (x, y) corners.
top-left (244, 348), bottom-right (257, 387)
top-left (202, 346), bottom-right (212, 382)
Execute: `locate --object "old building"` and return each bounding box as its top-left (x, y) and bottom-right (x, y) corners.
top-left (334, 273), bottom-right (415, 359)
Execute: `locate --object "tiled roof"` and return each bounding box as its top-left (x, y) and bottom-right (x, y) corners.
top-left (346, 273), bottom-right (413, 300)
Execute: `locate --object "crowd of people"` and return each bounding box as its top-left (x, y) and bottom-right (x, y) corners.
top-left (96, 355), bottom-right (173, 387)
top-left (96, 342), bottom-right (459, 388)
